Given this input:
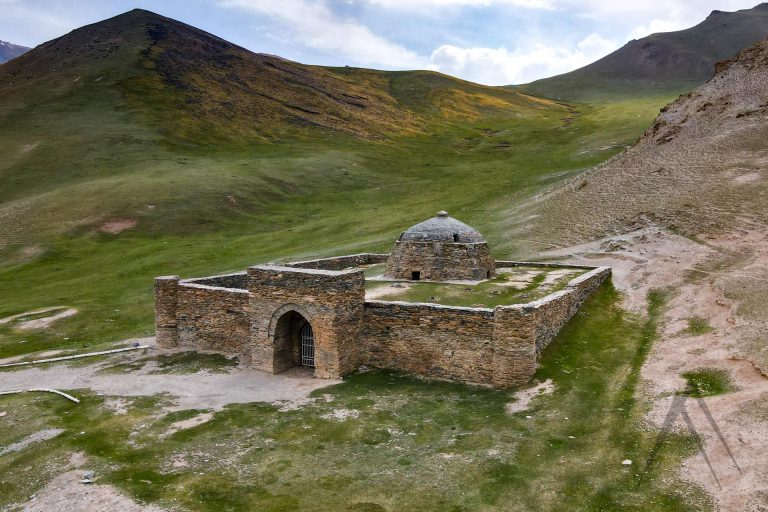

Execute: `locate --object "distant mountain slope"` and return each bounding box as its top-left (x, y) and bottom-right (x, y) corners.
top-left (517, 36), bottom-right (768, 247)
top-left (0, 40), bottom-right (29, 63)
top-left (0, 9), bottom-right (557, 144)
top-left (0, 8), bottom-right (589, 247)
top-left (520, 3), bottom-right (768, 100)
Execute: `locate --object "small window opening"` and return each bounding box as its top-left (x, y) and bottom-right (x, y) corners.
top-left (411, 271), bottom-right (421, 281)
top-left (452, 233), bottom-right (459, 242)
top-left (487, 271), bottom-right (491, 279)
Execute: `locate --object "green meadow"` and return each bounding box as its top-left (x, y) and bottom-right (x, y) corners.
top-left (0, 286), bottom-right (712, 511)
top-left (0, 93), bottom-right (672, 357)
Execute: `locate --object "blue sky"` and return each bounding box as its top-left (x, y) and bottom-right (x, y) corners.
top-left (0, 0), bottom-right (762, 84)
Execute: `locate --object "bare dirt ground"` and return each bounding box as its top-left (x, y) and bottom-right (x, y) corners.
top-left (0, 343), bottom-right (340, 411)
top-left (505, 379), bottom-right (554, 414)
top-left (546, 226), bottom-right (768, 511)
top-left (0, 428), bottom-right (64, 456)
top-left (98, 218), bottom-right (137, 234)
top-left (18, 453), bottom-right (168, 512)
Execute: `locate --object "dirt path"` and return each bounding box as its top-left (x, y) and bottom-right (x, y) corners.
top-left (546, 226), bottom-right (768, 511)
top-left (0, 342), bottom-right (340, 411)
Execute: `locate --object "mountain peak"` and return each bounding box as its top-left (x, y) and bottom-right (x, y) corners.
top-left (522, 3), bottom-right (768, 100)
top-left (0, 40), bottom-right (30, 64)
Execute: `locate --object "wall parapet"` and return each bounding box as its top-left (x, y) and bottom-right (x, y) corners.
top-left (286, 253), bottom-right (389, 271)
top-left (495, 260), bottom-right (601, 270)
top-left (365, 299), bottom-right (494, 314)
top-left (181, 272), bottom-right (248, 290)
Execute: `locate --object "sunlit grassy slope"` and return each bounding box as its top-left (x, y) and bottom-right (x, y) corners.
top-left (0, 9), bottom-right (673, 356)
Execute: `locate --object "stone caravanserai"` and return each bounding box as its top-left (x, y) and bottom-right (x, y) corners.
top-left (155, 212), bottom-right (610, 388)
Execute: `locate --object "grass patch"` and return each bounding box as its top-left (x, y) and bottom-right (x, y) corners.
top-left (683, 316), bottom-right (714, 336)
top-left (150, 352), bottom-right (239, 375)
top-left (365, 266), bottom-right (583, 307)
top-left (96, 351), bottom-right (239, 375)
top-left (680, 368), bottom-right (736, 398)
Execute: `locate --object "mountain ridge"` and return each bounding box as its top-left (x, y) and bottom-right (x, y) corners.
top-left (517, 36), bottom-right (768, 248)
top-left (0, 40), bottom-right (29, 64)
top-left (0, 8), bottom-right (559, 144)
top-left (519, 3), bottom-right (768, 100)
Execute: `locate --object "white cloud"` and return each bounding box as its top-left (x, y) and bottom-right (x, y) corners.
top-left (0, 0), bottom-right (88, 47)
top-left (552, 0), bottom-right (759, 40)
top-left (428, 33), bottom-right (618, 85)
top-left (219, 0), bottom-right (425, 68)
top-left (365, 0), bottom-right (554, 9)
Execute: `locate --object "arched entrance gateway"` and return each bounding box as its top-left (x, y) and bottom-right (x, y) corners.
top-left (271, 309), bottom-right (315, 373)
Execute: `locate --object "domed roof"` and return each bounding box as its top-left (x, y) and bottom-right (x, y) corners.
top-left (399, 211), bottom-right (486, 243)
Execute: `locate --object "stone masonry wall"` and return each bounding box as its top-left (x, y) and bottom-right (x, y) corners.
top-left (248, 265), bottom-right (366, 379)
top-left (175, 281), bottom-right (251, 355)
top-left (361, 302), bottom-right (495, 385)
top-left (528, 267), bottom-right (611, 355)
top-left (154, 255), bottom-right (609, 389)
top-left (184, 272), bottom-right (248, 290)
top-left (154, 276), bottom-right (180, 348)
top-left (287, 253), bottom-right (389, 271)
top-left (491, 266), bottom-right (611, 387)
top-left (361, 265), bottom-right (611, 388)
top-left (386, 241), bottom-right (496, 281)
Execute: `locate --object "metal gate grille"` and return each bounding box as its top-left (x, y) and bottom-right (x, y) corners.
top-left (300, 323), bottom-right (315, 367)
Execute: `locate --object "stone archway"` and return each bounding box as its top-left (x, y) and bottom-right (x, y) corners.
top-left (269, 305), bottom-right (315, 373)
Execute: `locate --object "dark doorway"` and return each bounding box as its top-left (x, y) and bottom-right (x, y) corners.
top-left (411, 271), bottom-right (421, 281)
top-left (300, 323), bottom-right (315, 367)
top-left (273, 310), bottom-right (314, 372)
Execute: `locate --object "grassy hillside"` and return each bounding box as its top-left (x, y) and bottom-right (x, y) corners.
top-left (518, 3), bottom-right (768, 101)
top-left (0, 9), bottom-right (672, 356)
top-left (0, 9), bottom-right (720, 511)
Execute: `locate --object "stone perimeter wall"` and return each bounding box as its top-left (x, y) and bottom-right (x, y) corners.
top-left (360, 264), bottom-right (610, 387)
top-left (362, 302), bottom-right (495, 385)
top-left (154, 276), bottom-right (251, 355)
top-left (154, 259), bottom-right (610, 388)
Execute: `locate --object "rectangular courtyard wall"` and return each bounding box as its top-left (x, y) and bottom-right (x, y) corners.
top-left (361, 265), bottom-right (610, 388)
top-left (361, 302), bottom-right (496, 385)
top-left (183, 272), bottom-right (248, 290)
top-left (153, 272), bottom-right (250, 355)
top-left (154, 257), bottom-right (610, 389)
top-left (527, 267), bottom-right (611, 355)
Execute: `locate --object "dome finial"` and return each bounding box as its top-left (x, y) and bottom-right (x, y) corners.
top-left (437, 210), bottom-right (448, 218)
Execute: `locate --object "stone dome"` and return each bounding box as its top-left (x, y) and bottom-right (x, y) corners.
top-left (399, 211), bottom-right (486, 243)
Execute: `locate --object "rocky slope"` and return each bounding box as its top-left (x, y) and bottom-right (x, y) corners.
top-left (518, 38), bottom-right (768, 248)
top-left (521, 3), bottom-right (768, 100)
top-left (512, 37), bottom-right (768, 510)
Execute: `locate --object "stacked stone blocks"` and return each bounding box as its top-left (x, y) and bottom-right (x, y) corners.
top-left (154, 256), bottom-right (610, 388)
